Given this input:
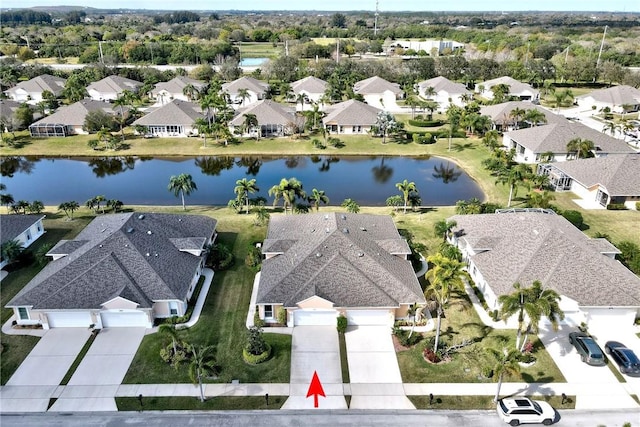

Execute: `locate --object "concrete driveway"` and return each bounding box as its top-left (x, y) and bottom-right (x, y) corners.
top-left (282, 326), bottom-right (347, 410)
top-left (345, 326), bottom-right (414, 409)
top-left (49, 327), bottom-right (145, 412)
top-left (1, 328), bottom-right (91, 412)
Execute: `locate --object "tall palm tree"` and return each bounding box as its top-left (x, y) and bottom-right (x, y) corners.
top-left (405, 95), bottom-right (420, 119)
top-left (182, 83), bottom-right (199, 102)
top-left (602, 121), bottom-right (620, 137)
top-left (422, 100), bottom-right (439, 121)
top-left (194, 117), bottom-right (211, 147)
top-left (423, 86), bottom-right (436, 100)
top-left (523, 109), bottom-right (547, 127)
top-left (487, 347), bottom-right (521, 402)
top-left (308, 188), bottom-right (329, 212)
top-left (566, 137), bottom-right (594, 160)
top-left (234, 178), bottom-right (259, 214)
top-left (112, 94), bottom-right (128, 141)
top-left (482, 130), bottom-right (501, 149)
top-left (237, 88), bottom-right (250, 107)
top-left (424, 253), bottom-right (468, 353)
top-left (446, 105), bottom-right (463, 152)
top-left (242, 113), bottom-right (259, 139)
top-left (433, 219), bottom-right (457, 241)
top-left (168, 173), bottom-right (198, 211)
top-left (58, 201), bottom-right (79, 219)
top-left (1, 193), bottom-right (15, 213)
top-left (188, 344), bottom-right (219, 403)
top-left (395, 179), bottom-right (418, 214)
top-left (268, 178), bottom-right (305, 214)
top-left (509, 107), bottom-right (526, 130)
top-left (495, 164), bottom-right (531, 207)
top-left (1, 239), bottom-right (24, 265)
top-left (295, 93), bottom-right (308, 111)
top-left (518, 281), bottom-right (564, 351)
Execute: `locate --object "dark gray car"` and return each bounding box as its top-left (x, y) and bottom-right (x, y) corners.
top-left (605, 341), bottom-right (640, 377)
top-left (568, 332), bottom-right (606, 366)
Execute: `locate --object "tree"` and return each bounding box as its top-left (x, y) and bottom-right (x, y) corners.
top-left (234, 178), bottom-right (259, 214)
top-left (13, 200), bottom-right (30, 214)
top-left (1, 193), bottom-right (15, 213)
top-left (341, 198), bottom-right (360, 213)
top-left (433, 219), bottom-right (457, 241)
top-left (373, 111), bottom-right (400, 144)
top-left (446, 105), bottom-right (463, 152)
top-left (188, 344), bottom-right (218, 403)
top-left (268, 178), bottom-right (305, 214)
top-left (1, 239), bottom-right (23, 265)
top-left (182, 83), bottom-right (200, 102)
top-left (495, 164), bottom-right (532, 207)
top-left (58, 201), bottom-right (80, 219)
top-left (491, 83), bottom-right (510, 103)
top-left (194, 117), bottom-right (211, 147)
top-left (27, 200), bottom-right (44, 214)
top-left (424, 253), bottom-right (468, 354)
top-left (242, 113), bottom-right (259, 139)
top-left (254, 206), bottom-right (270, 226)
top-left (112, 93), bottom-right (129, 141)
top-left (509, 107), bottom-right (526, 130)
top-left (237, 88), bottom-right (250, 107)
top-left (602, 121), bottom-right (620, 138)
top-left (168, 173), bottom-right (198, 211)
top-left (566, 138), bottom-right (594, 160)
top-left (526, 190), bottom-right (555, 209)
top-left (107, 199), bottom-right (123, 212)
top-left (308, 188), bottom-right (329, 212)
top-left (487, 347), bottom-right (521, 402)
top-left (523, 109), bottom-right (547, 127)
top-left (422, 100), bottom-right (439, 121)
top-left (395, 179), bottom-right (418, 214)
top-left (159, 323), bottom-right (180, 356)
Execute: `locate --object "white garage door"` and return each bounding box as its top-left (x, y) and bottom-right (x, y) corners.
top-left (294, 309), bottom-right (337, 326)
top-left (47, 311), bottom-right (92, 328)
top-left (100, 310), bottom-right (149, 328)
top-left (346, 310), bottom-right (391, 326)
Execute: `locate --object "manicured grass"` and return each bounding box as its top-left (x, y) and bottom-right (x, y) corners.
top-left (0, 334), bottom-right (39, 385)
top-left (115, 395), bottom-right (285, 411)
top-left (397, 290), bottom-right (566, 385)
top-left (60, 332), bottom-right (97, 385)
top-left (338, 333), bottom-right (350, 383)
top-left (238, 42), bottom-right (283, 58)
top-left (409, 394), bottom-right (575, 410)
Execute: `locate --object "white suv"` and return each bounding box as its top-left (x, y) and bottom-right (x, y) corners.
top-left (497, 397), bottom-right (556, 426)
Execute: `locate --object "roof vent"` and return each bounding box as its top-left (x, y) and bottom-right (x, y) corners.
top-left (146, 252), bottom-right (150, 256)
top-left (178, 218), bottom-right (182, 221)
top-left (324, 214), bottom-right (329, 220)
top-left (127, 227), bottom-right (134, 233)
top-left (341, 214), bottom-right (347, 220)
top-left (316, 252), bottom-right (322, 258)
top-left (360, 227), bottom-right (366, 231)
top-left (147, 230), bottom-right (152, 235)
top-left (99, 244), bottom-right (103, 248)
top-left (154, 253), bottom-right (159, 257)
top-left (325, 228), bottom-right (330, 233)
top-left (342, 228), bottom-right (349, 234)
top-left (138, 214), bottom-right (145, 220)
top-left (357, 252), bottom-right (364, 257)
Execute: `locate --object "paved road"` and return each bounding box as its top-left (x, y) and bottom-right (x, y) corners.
top-left (1, 409), bottom-right (638, 427)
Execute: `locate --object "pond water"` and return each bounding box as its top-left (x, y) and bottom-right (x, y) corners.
top-left (239, 57), bottom-right (269, 67)
top-left (0, 155), bottom-right (483, 207)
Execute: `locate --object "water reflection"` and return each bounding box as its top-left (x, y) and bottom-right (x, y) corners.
top-left (195, 156), bottom-right (235, 176)
top-left (432, 162), bottom-right (462, 184)
top-left (371, 157), bottom-right (394, 184)
top-left (0, 156), bottom-right (38, 177)
top-left (235, 157), bottom-right (262, 176)
top-left (88, 156), bottom-right (137, 178)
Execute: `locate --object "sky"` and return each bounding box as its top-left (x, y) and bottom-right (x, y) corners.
top-left (1, 0), bottom-right (638, 12)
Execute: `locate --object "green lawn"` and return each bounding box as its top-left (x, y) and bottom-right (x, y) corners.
top-left (409, 394), bottom-right (574, 410)
top-left (115, 395), bottom-right (285, 411)
top-left (239, 42), bottom-right (283, 59)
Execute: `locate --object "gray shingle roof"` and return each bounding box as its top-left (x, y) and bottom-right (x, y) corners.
top-left (480, 101), bottom-right (567, 125)
top-left (6, 213), bottom-right (217, 310)
top-left (479, 76), bottom-right (539, 96)
top-left (221, 76), bottom-right (268, 94)
top-left (0, 214), bottom-right (45, 245)
top-left (450, 212), bottom-right (640, 307)
top-left (258, 213), bottom-right (425, 308)
top-left (292, 76), bottom-right (328, 95)
top-left (151, 76), bottom-right (206, 96)
top-left (133, 100), bottom-right (204, 126)
top-left (0, 99), bottom-right (22, 120)
top-left (506, 122), bottom-right (636, 154)
top-left (322, 99), bottom-right (381, 126)
top-left (418, 76), bottom-right (470, 96)
top-left (354, 76), bottom-right (402, 95)
top-left (578, 85), bottom-right (640, 106)
top-left (229, 100), bottom-right (295, 126)
top-left (30, 100), bottom-right (114, 126)
top-left (547, 153), bottom-right (640, 196)
top-left (87, 75), bottom-right (142, 95)
top-left (5, 74), bottom-right (66, 97)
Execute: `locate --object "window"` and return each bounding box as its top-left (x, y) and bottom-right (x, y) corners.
top-left (264, 305), bottom-right (274, 319)
top-left (18, 307), bottom-right (29, 320)
top-left (37, 224), bottom-right (42, 232)
top-left (169, 301), bottom-right (178, 316)
top-left (26, 230), bottom-right (32, 241)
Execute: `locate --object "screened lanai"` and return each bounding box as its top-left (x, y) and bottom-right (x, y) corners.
top-left (537, 163), bottom-right (572, 191)
top-left (29, 123), bottom-right (68, 137)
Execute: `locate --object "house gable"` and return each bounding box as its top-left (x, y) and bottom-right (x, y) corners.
top-left (101, 296), bottom-right (140, 310)
top-left (296, 295), bottom-right (335, 309)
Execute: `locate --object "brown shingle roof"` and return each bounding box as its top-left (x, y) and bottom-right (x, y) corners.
top-left (322, 99), bottom-right (381, 126)
top-left (221, 76), bottom-right (268, 94)
top-left (87, 75), bottom-right (142, 95)
top-left (133, 100), bottom-right (204, 126)
top-left (578, 85), bottom-right (640, 107)
top-left (292, 76), bottom-right (328, 95)
top-left (5, 74), bottom-right (66, 97)
top-left (418, 76), bottom-right (470, 96)
top-left (30, 100), bottom-right (114, 126)
top-left (354, 76), bottom-right (402, 95)
top-left (229, 100), bottom-right (295, 126)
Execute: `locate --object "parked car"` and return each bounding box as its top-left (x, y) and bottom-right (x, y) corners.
top-left (604, 341), bottom-right (640, 377)
top-left (568, 331), bottom-right (606, 366)
top-left (496, 397), bottom-right (556, 426)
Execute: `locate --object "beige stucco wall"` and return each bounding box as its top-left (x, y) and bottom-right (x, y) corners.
top-left (297, 296), bottom-right (335, 309)
top-left (153, 300), bottom-right (187, 318)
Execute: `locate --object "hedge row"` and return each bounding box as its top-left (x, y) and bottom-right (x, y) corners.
top-left (408, 119), bottom-right (444, 127)
top-left (242, 342), bottom-right (272, 364)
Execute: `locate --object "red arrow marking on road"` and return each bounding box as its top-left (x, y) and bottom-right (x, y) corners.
top-left (306, 370), bottom-right (325, 408)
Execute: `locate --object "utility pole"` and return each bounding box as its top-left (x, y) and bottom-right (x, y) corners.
top-left (595, 25), bottom-right (607, 70)
top-left (374, 0), bottom-right (379, 36)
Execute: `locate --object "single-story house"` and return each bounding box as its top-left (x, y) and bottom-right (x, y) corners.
top-left (576, 85), bottom-right (640, 114)
top-left (417, 76), bottom-right (471, 111)
top-left (475, 76), bottom-right (540, 102)
top-left (6, 212), bottom-right (217, 329)
top-left (256, 213), bottom-right (425, 327)
top-left (149, 76), bottom-right (206, 105)
top-left (384, 39), bottom-right (464, 55)
top-left (353, 76), bottom-right (403, 111)
top-left (448, 210), bottom-right (640, 330)
top-left (538, 153), bottom-right (640, 209)
top-left (291, 76), bottom-right (328, 109)
top-left (480, 101), bottom-right (567, 131)
top-left (229, 100), bottom-right (297, 138)
top-left (28, 100), bottom-right (115, 137)
top-left (0, 214), bottom-right (46, 269)
top-left (4, 74), bottom-right (66, 104)
top-left (132, 100), bottom-right (204, 137)
top-left (221, 76), bottom-right (269, 108)
top-left (322, 99), bottom-right (381, 135)
top-left (87, 75), bottom-right (142, 102)
top-left (503, 121), bottom-right (635, 164)
top-left (0, 99), bottom-right (25, 131)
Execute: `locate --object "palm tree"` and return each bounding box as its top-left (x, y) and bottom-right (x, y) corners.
top-left (1, 193), bottom-right (15, 213)
top-left (107, 199), bottom-right (123, 213)
top-left (509, 107), bottom-right (526, 130)
top-left (395, 179), bottom-right (418, 214)
top-left (341, 198), bottom-right (360, 213)
top-left (482, 130), bottom-right (501, 150)
top-left (308, 188), bottom-right (329, 212)
top-left (602, 121), bottom-right (620, 137)
top-left (182, 83), bottom-right (199, 102)
top-left (188, 344), bottom-right (219, 403)
top-left (523, 109), bottom-right (547, 127)
top-left (168, 173), bottom-right (198, 211)
top-left (566, 137), bottom-right (594, 160)
top-left (1, 239), bottom-right (24, 265)
top-left (527, 190), bottom-right (555, 209)
top-left (237, 88), bottom-right (250, 107)
top-left (518, 281), bottom-right (564, 351)
top-left (423, 86), bottom-right (436, 100)
top-left (112, 94), bottom-right (129, 141)
top-left (159, 323), bottom-right (180, 356)
top-left (487, 347), bottom-right (521, 402)
top-left (422, 100), bottom-right (439, 121)
top-left (242, 113), bottom-right (259, 139)
top-left (433, 219), bottom-right (457, 241)
top-left (446, 105), bottom-right (463, 152)
top-left (424, 253), bottom-right (468, 353)
top-left (295, 93), bottom-right (308, 111)
top-left (234, 178), bottom-right (259, 214)
top-left (491, 84), bottom-right (510, 103)
top-left (495, 164), bottom-right (532, 207)
top-left (405, 95), bottom-right (420, 119)
top-left (194, 117), bottom-right (211, 147)
top-left (268, 178), bottom-right (305, 214)
top-left (58, 200), bottom-right (80, 219)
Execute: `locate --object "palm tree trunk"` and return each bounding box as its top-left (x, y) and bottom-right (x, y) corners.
top-left (519, 331), bottom-right (529, 352)
top-left (507, 184), bottom-right (514, 207)
top-left (433, 309), bottom-right (442, 353)
top-left (245, 195), bottom-right (250, 214)
top-left (181, 191), bottom-right (186, 211)
top-left (494, 372), bottom-right (504, 402)
top-left (198, 374), bottom-right (205, 402)
top-left (172, 338), bottom-right (177, 355)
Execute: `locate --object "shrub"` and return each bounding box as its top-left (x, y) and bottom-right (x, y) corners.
top-left (561, 210), bottom-right (584, 229)
top-left (522, 341), bottom-right (534, 353)
top-left (245, 326), bottom-right (267, 357)
top-left (245, 245), bottom-right (262, 271)
top-left (423, 346), bottom-right (440, 363)
top-left (312, 138), bottom-right (326, 149)
top-left (242, 342), bottom-right (271, 364)
top-left (412, 132), bottom-right (435, 144)
top-left (636, 202), bottom-right (640, 211)
top-left (436, 129), bottom-right (467, 139)
top-left (276, 307), bottom-right (287, 325)
top-left (336, 315), bottom-right (348, 334)
top-left (206, 243), bottom-right (234, 270)
top-left (393, 327), bottom-right (422, 347)
top-left (518, 353), bottom-right (537, 364)
top-left (408, 119), bottom-right (444, 127)
top-left (253, 310), bottom-right (265, 328)
top-left (606, 203), bottom-right (627, 210)
top-left (481, 366), bottom-right (494, 378)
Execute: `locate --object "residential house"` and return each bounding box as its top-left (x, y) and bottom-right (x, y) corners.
top-left (149, 76), bottom-right (206, 105)
top-left (0, 214), bottom-right (46, 269)
top-left (353, 76), bottom-right (403, 111)
top-left (221, 76), bottom-right (269, 108)
top-left (6, 212), bottom-right (217, 329)
top-left (480, 101), bottom-right (567, 131)
top-left (229, 100), bottom-right (297, 138)
top-left (576, 85), bottom-right (640, 114)
top-left (4, 74), bottom-right (66, 104)
top-left (384, 39), bottom-right (464, 55)
top-left (0, 99), bottom-right (24, 131)
top-left (132, 100), bottom-right (204, 137)
top-left (256, 213), bottom-right (425, 327)
top-left (448, 210), bottom-right (640, 331)
top-left (87, 75), bottom-right (142, 102)
top-left (291, 76), bottom-right (328, 109)
top-left (322, 99), bottom-right (381, 135)
top-left (417, 76), bottom-right (471, 111)
top-left (538, 153), bottom-right (640, 209)
top-left (28, 100), bottom-right (115, 137)
top-left (475, 76), bottom-right (540, 102)
top-left (502, 121), bottom-right (635, 164)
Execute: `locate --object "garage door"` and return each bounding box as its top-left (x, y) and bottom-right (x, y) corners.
top-left (294, 309), bottom-right (338, 326)
top-left (346, 310), bottom-right (391, 326)
top-left (47, 311), bottom-right (92, 328)
top-left (100, 310), bottom-right (149, 328)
